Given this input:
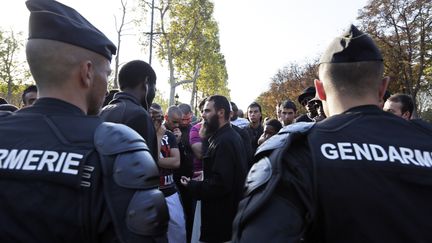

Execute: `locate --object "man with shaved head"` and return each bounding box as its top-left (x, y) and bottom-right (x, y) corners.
top-left (0, 1), bottom-right (168, 242)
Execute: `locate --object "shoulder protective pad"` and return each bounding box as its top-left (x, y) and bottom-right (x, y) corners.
top-left (235, 122), bottom-right (314, 230)
top-left (255, 122), bottom-right (315, 156)
top-left (127, 189), bottom-right (169, 236)
top-left (94, 122), bottom-right (159, 189)
top-left (114, 150), bottom-right (159, 189)
top-left (0, 111), bottom-right (12, 118)
top-left (95, 122), bottom-right (149, 155)
top-left (94, 122), bottom-right (169, 240)
top-left (244, 157), bottom-right (272, 196)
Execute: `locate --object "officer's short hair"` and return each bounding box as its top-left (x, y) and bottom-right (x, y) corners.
top-left (281, 100), bottom-right (297, 112)
top-left (22, 85), bottom-right (38, 104)
top-left (208, 95), bottom-right (231, 121)
top-left (26, 0), bottom-right (116, 90)
top-left (388, 93), bottom-right (414, 116)
top-left (319, 61), bottom-right (384, 98)
top-left (27, 40), bottom-right (107, 89)
top-left (118, 60), bottom-right (156, 90)
top-left (319, 25), bottom-right (384, 98)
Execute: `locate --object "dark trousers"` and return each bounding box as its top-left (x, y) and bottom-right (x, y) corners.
top-left (176, 181), bottom-right (195, 243)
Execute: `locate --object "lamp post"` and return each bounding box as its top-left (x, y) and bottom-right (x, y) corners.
top-left (175, 93), bottom-right (179, 105)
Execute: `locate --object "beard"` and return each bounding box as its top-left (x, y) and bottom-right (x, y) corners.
top-left (203, 113), bottom-right (219, 137)
top-left (87, 90), bottom-right (104, 116)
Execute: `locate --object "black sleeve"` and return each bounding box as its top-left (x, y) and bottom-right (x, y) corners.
top-left (126, 114), bottom-right (158, 162)
top-left (233, 138), bottom-right (316, 243)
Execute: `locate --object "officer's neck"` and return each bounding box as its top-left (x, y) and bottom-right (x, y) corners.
top-left (325, 94), bottom-right (380, 116)
top-left (38, 89), bottom-right (88, 114)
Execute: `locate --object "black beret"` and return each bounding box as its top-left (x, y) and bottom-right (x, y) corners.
top-left (298, 86), bottom-right (316, 105)
top-left (26, 0), bottom-right (117, 61)
top-left (319, 25), bottom-right (383, 64)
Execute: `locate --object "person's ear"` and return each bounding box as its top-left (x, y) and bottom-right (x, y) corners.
top-left (218, 109), bottom-right (224, 119)
top-left (314, 79), bottom-right (326, 101)
top-left (402, 111), bottom-right (411, 120)
top-left (379, 76), bottom-right (390, 101)
top-left (79, 60), bottom-right (93, 88)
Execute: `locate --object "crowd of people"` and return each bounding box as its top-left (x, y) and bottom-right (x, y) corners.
top-left (0, 1), bottom-right (431, 243)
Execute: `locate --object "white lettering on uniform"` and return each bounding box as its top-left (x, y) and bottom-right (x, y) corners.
top-left (37, 151), bottom-right (59, 172)
top-left (400, 147), bottom-right (419, 166)
top-left (415, 150), bottom-right (432, 167)
top-left (0, 149), bottom-right (82, 175)
top-left (353, 143), bottom-right (372, 161)
top-left (5, 149), bottom-right (28, 169)
top-left (369, 144), bottom-right (388, 161)
top-left (0, 149), bottom-right (8, 167)
top-left (55, 152), bottom-right (67, 172)
top-left (388, 146), bottom-right (404, 163)
top-left (338, 142), bottom-right (356, 160)
top-left (62, 153), bottom-right (83, 175)
top-left (22, 150), bottom-right (43, 170)
top-left (321, 143), bottom-right (338, 160)
top-left (319, 142), bottom-right (432, 168)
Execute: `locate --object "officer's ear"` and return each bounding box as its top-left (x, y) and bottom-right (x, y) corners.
top-left (314, 79), bottom-right (326, 101)
top-left (378, 76), bottom-right (390, 102)
top-left (79, 60), bottom-right (93, 89)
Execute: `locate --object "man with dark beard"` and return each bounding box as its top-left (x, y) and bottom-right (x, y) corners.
top-left (100, 60), bottom-right (159, 161)
top-left (180, 95), bottom-right (248, 243)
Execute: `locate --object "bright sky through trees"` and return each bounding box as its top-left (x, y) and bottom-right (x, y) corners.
top-left (2, 0), bottom-right (368, 110)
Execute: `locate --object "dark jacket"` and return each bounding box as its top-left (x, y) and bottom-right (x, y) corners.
top-left (295, 114), bottom-right (313, 122)
top-left (188, 123), bottom-right (248, 242)
top-left (246, 123), bottom-right (263, 154)
top-left (234, 105), bottom-right (432, 243)
top-left (0, 98), bottom-right (111, 242)
top-left (99, 92), bottom-right (158, 161)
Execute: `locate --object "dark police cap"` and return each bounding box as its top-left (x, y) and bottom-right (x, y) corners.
top-left (319, 25), bottom-right (383, 64)
top-left (26, 0), bottom-right (117, 61)
top-left (298, 86), bottom-right (316, 105)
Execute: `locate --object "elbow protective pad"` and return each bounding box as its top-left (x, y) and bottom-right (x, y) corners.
top-left (95, 122), bottom-right (169, 242)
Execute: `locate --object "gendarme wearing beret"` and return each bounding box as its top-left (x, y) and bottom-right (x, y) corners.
top-left (26, 0), bottom-right (117, 61)
top-left (319, 24), bottom-right (383, 64)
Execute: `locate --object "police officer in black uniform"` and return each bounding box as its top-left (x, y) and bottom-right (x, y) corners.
top-left (0, 1), bottom-right (168, 242)
top-left (232, 25), bottom-right (432, 242)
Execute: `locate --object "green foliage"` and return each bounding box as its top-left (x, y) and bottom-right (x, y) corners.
top-left (139, 0), bottom-right (229, 107)
top-left (256, 60), bottom-right (318, 119)
top-left (0, 28), bottom-right (30, 101)
top-left (0, 82), bottom-right (31, 107)
top-left (358, 0), bottom-right (432, 115)
top-left (420, 108), bottom-right (432, 123)
top-left (153, 89), bottom-right (169, 113)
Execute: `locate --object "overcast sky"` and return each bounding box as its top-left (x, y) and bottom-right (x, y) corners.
top-left (2, 0), bottom-right (368, 110)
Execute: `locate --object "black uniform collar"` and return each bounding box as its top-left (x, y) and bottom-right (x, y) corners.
top-left (19, 97), bottom-right (85, 115)
top-left (343, 105), bottom-right (383, 115)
